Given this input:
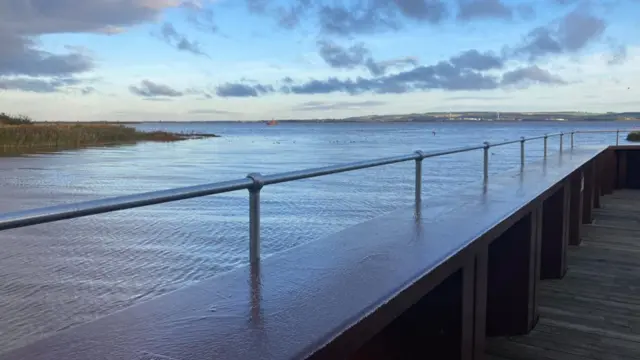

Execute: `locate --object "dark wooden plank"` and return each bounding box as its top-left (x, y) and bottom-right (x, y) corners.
top-left (618, 151), bottom-right (628, 189)
top-left (607, 149), bottom-right (618, 194)
top-left (475, 246), bottom-right (489, 360)
top-left (541, 182), bottom-right (569, 279)
top-left (623, 150), bottom-right (640, 189)
top-left (601, 149), bottom-right (615, 195)
top-left (486, 205), bottom-right (541, 337)
top-left (486, 190), bottom-right (640, 360)
top-left (569, 170), bottom-right (584, 245)
top-left (582, 161), bottom-right (594, 224)
top-left (594, 157), bottom-right (601, 208)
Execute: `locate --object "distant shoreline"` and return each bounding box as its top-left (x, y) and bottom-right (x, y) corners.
top-left (39, 111), bottom-right (639, 124)
top-left (70, 119), bottom-right (638, 125)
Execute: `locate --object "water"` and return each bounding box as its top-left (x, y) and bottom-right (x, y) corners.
top-left (0, 120), bottom-right (636, 352)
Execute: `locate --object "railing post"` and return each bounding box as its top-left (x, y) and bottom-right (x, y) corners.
top-left (616, 130), bottom-right (620, 145)
top-left (570, 131), bottom-right (574, 149)
top-left (414, 150), bottom-right (425, 207)
top-left (247, 173), bottom-right (264, 263)
top-left (520, 137), bottom-right (525, 167)
top-left (560, 132), bottom-right (564, 152)
top-left (483, 142), bottom-right (490, 182)
top-left (543, 134), bottom-right (548, 158)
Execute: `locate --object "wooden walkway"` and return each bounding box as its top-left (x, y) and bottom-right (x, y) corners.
top-left (486, 189), bottom-right (640, 360)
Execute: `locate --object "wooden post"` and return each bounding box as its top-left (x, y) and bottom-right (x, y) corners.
top-left (618, 150), bottom-right (627, 189)
top-left (594, 156), bottom-right (601, 209)
top-left (602, 149), bottom-right (617, 195)
top-left (569, 170), bottom-right (584, 246)
top-left (474, 246), bottom-right (488, 360)
top-left (486, 207), bottom-right (541, 337)
top-left (582, 161), bottom-right (595, 224)
top-left (540, 181), bottom-right (569, 279)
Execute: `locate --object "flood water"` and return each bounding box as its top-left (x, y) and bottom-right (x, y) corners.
top-left (0, 120), bottom-right (637, 352)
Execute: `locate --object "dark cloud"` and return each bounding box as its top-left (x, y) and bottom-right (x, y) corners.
top-left (81, 86), bottom-right (97, 95)
top-left (259, 0), bottom-right (448, 36)
top-left (129, 80), bottom-right (184, 98)
top-left (216, 83), bottom-right (275, 97)
top-left (277, 0), bottom-right (314, 29)
top-left (0, 0), bottom-right (181, 90)
top-left (283, 52), bottom-right (504, 96)
top-left (511, 7), bottom-right (606, 60)
top-left (449, 50), bottom-right (505, 71)
top-left (317, 3), bottom-right (401, 36)
top-left (293, 100), bottom-right (386, 111)
top-left (158, 23), bottom-right (207, 57)
top-left (365, 57), bottom-right (420, 76)
top-left (0, 77), bottom-right (82, 93)
top-left (394, 0), bottom-right (448, 22)
top-left (317, 40), bottom-right (369, 69)
top-left (259, 0), bottom-right (556, 35)
top-left (0, 0), bottom-right (179, 35)
top-left (457, 0), bottom-right (513, 21)
top-left (0, 34), bottom-right (93, 77)
top-left (283, 66), bottom-right (498, 95)
top-left (220, 45), bottom-right (564, 97)
top-left (501, 66), bottom-right (566, 86)
top-left (316, 39), bottom-right (419, 76)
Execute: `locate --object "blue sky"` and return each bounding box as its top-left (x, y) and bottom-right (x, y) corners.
top-left (0, 0), bottom-right (638, 121)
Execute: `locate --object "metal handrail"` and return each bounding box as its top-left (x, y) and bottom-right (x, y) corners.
top-left (0, 128), bottom-right (635, 262)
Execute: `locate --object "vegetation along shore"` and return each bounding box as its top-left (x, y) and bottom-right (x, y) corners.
top-left (0, 113), bottom-right (218, 149)
top-left (627, 131), bottom-right (640, 142)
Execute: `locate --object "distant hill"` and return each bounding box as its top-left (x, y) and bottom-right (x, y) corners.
top-left (295, 111), bottom-right (640, 123)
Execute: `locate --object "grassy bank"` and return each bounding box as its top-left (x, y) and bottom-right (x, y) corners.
top-left (0, 113), bottom-right (218, 148)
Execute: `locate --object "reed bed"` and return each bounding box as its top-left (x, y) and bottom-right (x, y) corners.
top-left (0, 124), bottom-right (215, 148)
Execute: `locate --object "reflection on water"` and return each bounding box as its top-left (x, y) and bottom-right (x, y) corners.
top-left (0, 143), bottom-right (140, 158)
top-left (0, 121), bottom-right (635, 352)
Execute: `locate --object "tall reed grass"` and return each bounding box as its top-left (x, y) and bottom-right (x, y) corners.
top-left (0, 124), bottom-right (187, 147)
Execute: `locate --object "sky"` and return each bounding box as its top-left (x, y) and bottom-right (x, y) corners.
top-left (0, 0), bottom-right (638, 121)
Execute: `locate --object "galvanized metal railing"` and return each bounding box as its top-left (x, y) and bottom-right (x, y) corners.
top-left (0, 129), bottom-right (635, 263)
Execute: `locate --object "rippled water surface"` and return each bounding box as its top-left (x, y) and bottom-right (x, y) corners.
top-left (0, 120), bottom-right (637, 351)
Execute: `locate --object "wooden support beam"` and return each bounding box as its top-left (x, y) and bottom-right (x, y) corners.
top-left (486, 208), bottom-right (541, 337)
top-left (540, 181), bottom-right (569, 279)
top-left (569, 171), bottom-right (584, 246)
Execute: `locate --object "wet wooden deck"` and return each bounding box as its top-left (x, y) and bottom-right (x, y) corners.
top-left (486, 189), bottom-right (640, 360)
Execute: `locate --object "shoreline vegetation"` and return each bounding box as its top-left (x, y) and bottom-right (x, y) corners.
top-left (627, 132), bottom-right (640, 142)
top-left (0, 113), bottom-right (219, 151)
